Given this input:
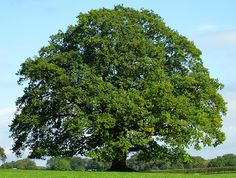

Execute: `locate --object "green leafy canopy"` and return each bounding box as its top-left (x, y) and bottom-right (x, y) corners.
top-left (10, 5), bottom-right (226, 165)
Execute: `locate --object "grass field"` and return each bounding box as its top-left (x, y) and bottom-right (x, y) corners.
top-left (1, 169), bottom-right (236, 178)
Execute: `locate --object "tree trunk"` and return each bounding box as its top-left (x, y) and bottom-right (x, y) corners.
top-left (107, 155), bottom-right (134, 172)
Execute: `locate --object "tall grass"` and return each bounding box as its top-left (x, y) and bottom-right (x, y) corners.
top-left (0, 169), bottom-right (236, 178)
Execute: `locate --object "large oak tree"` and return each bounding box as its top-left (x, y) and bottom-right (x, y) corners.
top-left (10, 6), bottom-right (226, 171)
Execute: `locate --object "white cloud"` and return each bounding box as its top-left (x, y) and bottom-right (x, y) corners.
top-left (195, 29), bottom-right (236, 49)
top-left (0, 107), bottom-right (14, 145)
top-left (195, 24), bottom-right (219, 32)
top-left (191, 28), bottom-right (236, 85)
top-left (0, 106), bottom-right (15, 159)
top-left (221, 95), bottom-right (236, 151)
top-left (0, 62), bottom-right (13, 70)
top-left (222, 85), bottom-right (236, 128)
top-left (0, 107), bottom-right (15, 116)
top-left (0, 106), bottom-right (15, 126)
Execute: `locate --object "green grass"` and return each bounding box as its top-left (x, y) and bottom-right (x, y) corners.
top-left (0, 169), bottom-right (236, 178)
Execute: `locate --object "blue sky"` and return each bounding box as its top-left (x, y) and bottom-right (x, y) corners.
top-left (1, 0), bottom-right (236, 166)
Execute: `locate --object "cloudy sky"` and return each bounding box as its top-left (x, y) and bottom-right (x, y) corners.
top-left (1, 0), bottom-right (236, 166)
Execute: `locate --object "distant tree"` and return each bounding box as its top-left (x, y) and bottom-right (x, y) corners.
top-left (127, 154), bottom-right (158, 171)
top-left (47, 157), bottom-right (71, 170)
top-left (1, 161), bottom-right (15, 169)
top-left (10, 5), bottom-right (227, 171)
top-left (95, 160), bottom-right (110, 171)
top-left (208, 156), bottom-right (224, 167)
top-left (82, 158), bottom-right (110, 171)
top-left (47, 157), bottom-right (110, 171)
top-left (70, 157), bottom-right (86, 171)
top-left (185, 156), bottom-right (207, 169)
top-left (222, 154), bottom-right (236, 167)
top-left (1, 158), bottom-right (36, 169)
top-left (208, 154), bottom-right (236, 167)
top-left (15, 158), bottom-right (37, 169)
top-left (127, 153), bottom-right (208, 170)
top-left (84, 158), bottom-right (100, 171)
top-left (0, 147), bottom-right (7, 163)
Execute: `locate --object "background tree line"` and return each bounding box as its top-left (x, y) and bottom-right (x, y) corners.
top-left (128, 153), bottom-right (236, 171)
top-left (45, 154), bottom-right (236, 171)
top-left (2, 153), bottom-right (236, 171)
top-left (47, 157), bottom-right (110, 171)
top-left (0, 158), bottom-right (37, 169)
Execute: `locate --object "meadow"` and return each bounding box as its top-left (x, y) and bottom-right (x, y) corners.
top-left (0, 169), bottom-right (236, 178)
